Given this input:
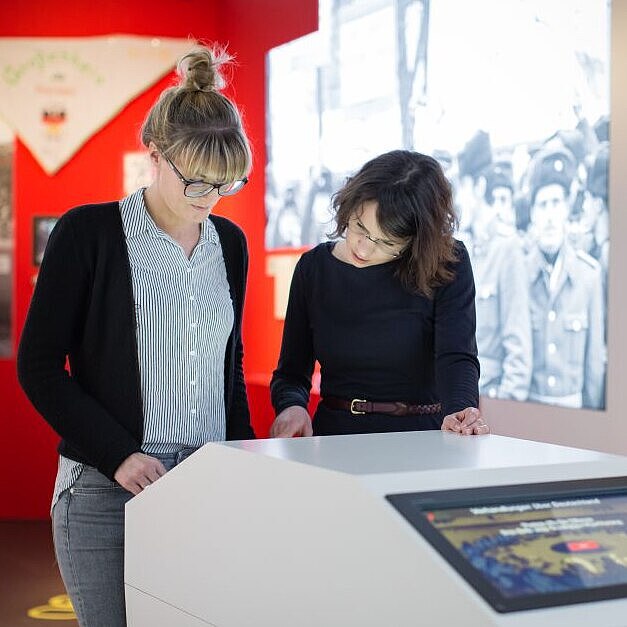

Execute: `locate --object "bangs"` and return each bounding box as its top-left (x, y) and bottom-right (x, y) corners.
top-left (170, 131), bottom-right (251, 183)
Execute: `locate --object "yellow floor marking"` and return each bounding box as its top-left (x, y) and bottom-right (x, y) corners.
top-left (27, 594), bottom-right (76, 621)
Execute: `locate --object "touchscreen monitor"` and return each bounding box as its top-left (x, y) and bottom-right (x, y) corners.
top-left (386, 477), bottom-right (627, 613)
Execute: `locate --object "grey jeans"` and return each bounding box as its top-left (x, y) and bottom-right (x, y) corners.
top-left (52, 448), bottom-right (197, 627)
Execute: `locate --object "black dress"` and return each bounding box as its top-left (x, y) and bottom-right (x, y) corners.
top-left (271, 241), bottom-right (480, 436)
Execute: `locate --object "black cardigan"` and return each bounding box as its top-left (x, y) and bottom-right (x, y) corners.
top-left (17, 201), bottom-right (254, 480)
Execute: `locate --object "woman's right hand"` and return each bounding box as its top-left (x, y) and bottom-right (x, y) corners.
top-left (269, 406), bottom-right (313, 438)
top-left (114, 452), bottom-right (167, 495)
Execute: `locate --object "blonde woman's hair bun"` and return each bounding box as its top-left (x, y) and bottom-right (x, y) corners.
top-left (140, 40), bottom-right (251, 183)
top-left (178, 45), bottom-right (232, 93)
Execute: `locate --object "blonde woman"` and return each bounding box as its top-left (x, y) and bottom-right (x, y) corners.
top-left (18, 45), bottom-right (253, 627)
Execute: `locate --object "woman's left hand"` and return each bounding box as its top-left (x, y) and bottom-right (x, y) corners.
top-left (441, 407), bottom-right (490, 435)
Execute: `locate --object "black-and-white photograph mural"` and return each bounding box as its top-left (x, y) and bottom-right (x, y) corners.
top-left (266, 0), bottom-right (610, 410)
top-left (0, 119), bottom-right (13, 358)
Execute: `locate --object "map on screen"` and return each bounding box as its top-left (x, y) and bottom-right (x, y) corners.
top-left (387, 478), bottom-right (627, 612)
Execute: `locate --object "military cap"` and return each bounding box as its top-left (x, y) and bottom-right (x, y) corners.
top-left (484, 161), bottom-right (514, 203)
top-left (528, 146), bottom-right (576, 205)
top-left (458, 130), bottom-right (492, 180)
top-left (587, 142), bottom-right (609, 203)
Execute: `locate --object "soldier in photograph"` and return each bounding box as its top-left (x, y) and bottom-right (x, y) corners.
top-left (582, 142), bottom-right (609, 294)
top-left (471, 163), bottom-right (531, 401)
top-left (526, 147), bottom-right (605, 409)
top-left (453, 130), bottom-right (492, 251)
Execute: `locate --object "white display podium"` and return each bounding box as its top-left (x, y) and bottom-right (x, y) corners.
top-left (125, 432), bottom-right (627, 626)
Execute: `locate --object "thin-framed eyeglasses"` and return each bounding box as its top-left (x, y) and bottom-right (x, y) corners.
top-left (346, 218), bottom-right (407, 257)
top-left (162, 153), bottom-right (248, 198)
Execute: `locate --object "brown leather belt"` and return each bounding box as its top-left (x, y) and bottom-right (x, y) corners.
top-left (323, 396), bottom-right (442, 417)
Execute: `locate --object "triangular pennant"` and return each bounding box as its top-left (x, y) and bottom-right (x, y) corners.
top-left (0, 35), bottom-right (194, 175)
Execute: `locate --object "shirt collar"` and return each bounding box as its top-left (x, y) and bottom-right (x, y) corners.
top-left (200, 218), bottom-right (219, 245)
top-left (120, 188), bottom-right (218, 245)
top-left (527, 241), bottom-right (577, 284)
top-left (120, 189), bottom-right (153, 240)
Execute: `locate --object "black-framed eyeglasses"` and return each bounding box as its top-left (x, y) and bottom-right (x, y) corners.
top-left (162, 153), bottom-right (248, 198)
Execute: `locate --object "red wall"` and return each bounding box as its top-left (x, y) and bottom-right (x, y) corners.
top-left (0, 0), bottom-right (317, 518)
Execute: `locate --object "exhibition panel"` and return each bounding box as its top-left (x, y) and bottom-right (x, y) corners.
top-left (125, 432), bottom-right (627, 626)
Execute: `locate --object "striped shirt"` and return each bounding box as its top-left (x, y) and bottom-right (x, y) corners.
top-left (52, 189), bottom-right (234, 509)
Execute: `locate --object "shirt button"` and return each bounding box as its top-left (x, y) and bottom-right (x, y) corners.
top-left (547, 375), bottom-right (556, 388)
top-left (190, 409), bottom-right (197, 415)
top-left (548, 310), bottom-right (557, 322)
top-left (548, 343), bottom-right (557, 354)
top-left (572, 320), bottom-right (582, 332)
top-left (187, 268), bottom-right (192, 273)
top-left (189, 295), bottom-right (195, 301)
top-left (191, 322), bottom-right (197, 328)
top-left (190, 380), bottom-right (196, 386)
top-left (189, 350), bottom-right (196, 357)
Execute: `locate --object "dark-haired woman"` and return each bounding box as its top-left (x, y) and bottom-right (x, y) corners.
top-left (17, 45), bottom-right (253, 627)
top-left (270, 150), bottom-right (489, 438)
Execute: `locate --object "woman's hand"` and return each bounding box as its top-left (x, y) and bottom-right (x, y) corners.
top-left (114, 452), bottom-right (167, 495)
top-left (270, 406), bottom-right (313, 438)
top-left (441, 407), bottom-right (490, 435)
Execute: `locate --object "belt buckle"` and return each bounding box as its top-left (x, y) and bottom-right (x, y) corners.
top-left (350, 398), bottom-right (366, 415)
